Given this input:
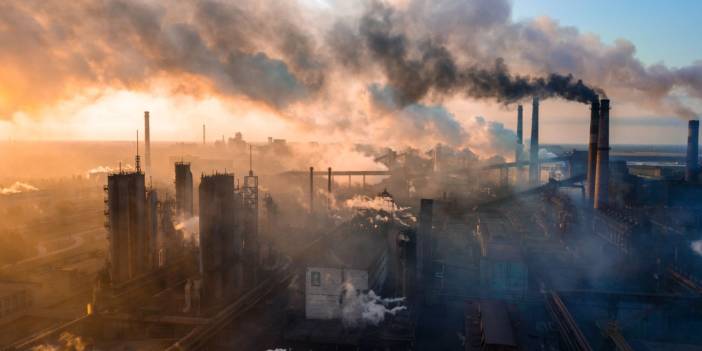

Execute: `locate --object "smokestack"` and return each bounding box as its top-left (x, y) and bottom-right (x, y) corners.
top-left (309, 167), bottom-right (314, 214)
top-left (686, 120), bottom-right (700, 182)
top-left (327, 167), bottom-right (332, 210)
top-left (202, 124), bottom-right (206, 145)
top-left (144, 111), bottom-right (151, 176)
top-left (594, 99), bottom-right (610, 209)
top-left (529, 97), bottom-right (539, 185)
top-left (515, 105), bottom-right (523, 162)
top-left (327, 167), bottom-right (332, 193)
top-left (586, 99), bottom-right (600, 204)
top-left (135, 130), bottom-right (141, 173)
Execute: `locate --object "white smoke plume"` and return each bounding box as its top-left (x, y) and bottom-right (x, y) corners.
top-left (344, 195), bottom-right (403, 213)
top-left (174, 216), bottom-right (199, 244)
top-left (86, 164), bottom-right (135, 176)
top-left (87, 166), bottom-right (116, 174)
top-left (342, 194), bottom-right (417, 227)
top-left (691, 240), bottom-right (702, 256)
top-left (0, 181), bottom-right (39, 195)
top-left (340, 282), bottom-right (406, 328)
top-left (31, 332), bottom-right (87, 351)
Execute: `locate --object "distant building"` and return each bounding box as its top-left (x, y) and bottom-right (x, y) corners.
top-left (227, 132), bottom-right (247, 151)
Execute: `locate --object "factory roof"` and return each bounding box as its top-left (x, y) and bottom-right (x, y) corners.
top-left (313, 211), bottom-right (390, 271)
top-left (479, 300), bottom-right (517, 347)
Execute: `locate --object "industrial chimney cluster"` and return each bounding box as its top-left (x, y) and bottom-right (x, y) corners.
top-left (103, 112), bottom-right (262, 308)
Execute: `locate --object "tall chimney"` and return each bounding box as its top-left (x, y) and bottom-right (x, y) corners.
top-left (686, 120), bottom-right (700, 182)
top-left (309, 167), bottom-right (314, 214)
top-left (202, 124), bottom-right (206, 145)
top-left (586, 99), bottom-right (600, 204)
top-left (529, 97), bottom-right (540, 185)
top-left (594, 99), bottom-right (610, 209)
top-left (516, 105), bottom-right (523, 162)
top-left (144, 111), bottom-right (151, 176)
top-left (327, 167), bottom-right (332, 193)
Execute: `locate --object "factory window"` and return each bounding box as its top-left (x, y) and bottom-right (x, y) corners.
top-left (311, 271), bottom-right (321, 287)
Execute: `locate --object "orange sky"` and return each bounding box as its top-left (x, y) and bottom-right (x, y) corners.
top-left (0, 0), bottom-right (698, 148)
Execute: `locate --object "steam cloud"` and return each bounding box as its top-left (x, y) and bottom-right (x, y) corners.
top-left (340, 282), bottom-right (406, 327)
top-left (691, 240), bottom-right (702, 256)
top-left (31, 332), bottom-right (87, 351)
top-left (0, 181), bottom-right (39, 195)
top-left (174, 216), bottom-right (199, 244)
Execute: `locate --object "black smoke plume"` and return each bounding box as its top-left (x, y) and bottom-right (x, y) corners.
top-left (359, 5), bottom-right (603, 105)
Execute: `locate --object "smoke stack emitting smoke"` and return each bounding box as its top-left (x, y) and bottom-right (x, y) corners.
top-left (360, 5), bottom-right (603, 106)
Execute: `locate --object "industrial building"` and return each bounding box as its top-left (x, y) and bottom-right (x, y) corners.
top-left (6, 98), bottom-right (702, 351)
top-left (105, 168), bottom-right (150, 285)
top-left (198, 173), bottom-right (239, 305)
top-left (175, 161), bottom-right (194, 218)
top-left (303, 231), bottom-right (388, 320)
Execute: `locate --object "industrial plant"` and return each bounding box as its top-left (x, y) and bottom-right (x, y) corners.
top-left (1, 96), bottom-right (701, 350)
top-left (1, 0), bottom-right (702, 350)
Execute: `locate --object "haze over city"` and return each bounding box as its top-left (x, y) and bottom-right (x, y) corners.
top-left (0, 1), bottom-right (701, 351)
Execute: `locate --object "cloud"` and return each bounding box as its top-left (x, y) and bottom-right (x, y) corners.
top-left (0, 0), bottom-right (701, 149)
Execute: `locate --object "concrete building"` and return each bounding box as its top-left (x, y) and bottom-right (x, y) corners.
top-left (305, 231), bottom-right (388, 320)
top-left (175, 162), bottom-right (194, 219)
top-left (199, 173), bottom-right (239, 304)
top-left (106, 171), bottom-right (149, 285)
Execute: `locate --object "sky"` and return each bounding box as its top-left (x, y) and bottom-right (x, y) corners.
top-left (0, 0), bottom-right (701, 151)
top-left (512, 0), bottom-right (702, 68)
